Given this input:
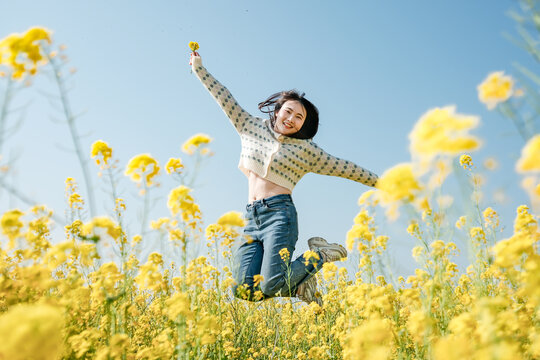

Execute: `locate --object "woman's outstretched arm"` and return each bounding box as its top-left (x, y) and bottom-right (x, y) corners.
top-left (191, 54), bottom-right (252, 134)
top-left (308, 141), bottom-right (379, 187)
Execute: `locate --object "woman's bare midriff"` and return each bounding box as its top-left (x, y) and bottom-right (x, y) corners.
top-left (247, 170), bottom-right (291, 203)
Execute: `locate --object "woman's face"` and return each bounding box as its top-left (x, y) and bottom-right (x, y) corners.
top-left (274, 100), bottom-right (306, 136)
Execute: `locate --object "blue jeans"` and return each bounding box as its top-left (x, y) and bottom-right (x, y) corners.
top-left (232, 194), bottom-right (325, 301)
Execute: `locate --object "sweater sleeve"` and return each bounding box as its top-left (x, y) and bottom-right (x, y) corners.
top-left (309, 141), bottom-right (379, 187)
top-left (191, 56), bottom-right (251, 134)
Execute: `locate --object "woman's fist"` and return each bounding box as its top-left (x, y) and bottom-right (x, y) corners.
top-left (189, 51), bottom-right (201, 66)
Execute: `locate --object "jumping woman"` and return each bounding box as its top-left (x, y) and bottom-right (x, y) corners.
top-left (190, 51), bottom-right (378, 305)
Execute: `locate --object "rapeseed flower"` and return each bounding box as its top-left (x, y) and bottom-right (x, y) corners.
top-left (433, 335), bottom-right (473, 360)
top-left (376, 163), bottom-right (422, 203)
top-left (167, 185), bottom-right (193, 215)
top-left (0, 303), bottom-right (64, 360)
top-left (165, 292), bottom-right (192, 320)
top-left (81, 216), bottom-right (122, 241)
top-left (188, 41), bottom-right (199, 52)
top-left (343, 318), bottom-right (393, 360)
top-left (253, 274), bottom-right (264, 287)
top-left (459, 154), bottom-right (473, 170)
top-left (516, 134), bottom-right (540, 173)
top-left (303, 250), bottom-right (320, 265)
top-left (90, 140), bottom-right (112, 166)
top-left (167, 185), bottom-right (201, 228)
top-left (407, 309), bottom-right (434, 343)
top-left (0, 209), bottom-right (24, 247)
top-left (492, 205), bottom-right (537, 268)
top-left (217, 211), bottom-right (245, 227)
top-left (483, 207), bottom-right (500, 228)
top-left (68, 193), bottom-right (84, 210)
top-left (376, 163), bottom-right (422, 219)
top-left (135, 252), bottom-right (166, 292)
top-left (125, 153), bottom-right (160, 186)
top-left (409, 106), bottom-right (481, 165)
top-left (477, 71), bottom-right (514, 110)
top-left (165, 157), bottom-right (184, 174)
top-left (279, 247), bottom-right (290, 262)
top-left (357, 189), bottom-right (378, 206)
top-left (346, 209), bottom-right (375, 250)
top-left (182, 133), bottom-right (212, 155)
top-left (0, 27), bottom-right (52, 78)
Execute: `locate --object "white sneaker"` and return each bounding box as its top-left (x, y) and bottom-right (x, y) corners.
top-left (308, 237), bottom-right (347, 263)
top-left (296, 275), bottom-right (322, 306)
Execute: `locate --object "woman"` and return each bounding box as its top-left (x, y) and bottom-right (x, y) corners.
top-left (190, 51), bottom-right (378, 306)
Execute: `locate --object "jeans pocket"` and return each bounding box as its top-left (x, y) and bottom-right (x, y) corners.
top-left (265, 201), bottom-right (293, 212)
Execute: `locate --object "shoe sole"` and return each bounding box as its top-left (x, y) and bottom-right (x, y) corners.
top-left (308, 237), bottom-right (347, 259)
top-left (308, 237), bottom-right (329, 250)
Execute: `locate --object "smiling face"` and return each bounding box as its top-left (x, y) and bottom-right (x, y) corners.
top-left (274, 100), bottom-right (306, 136)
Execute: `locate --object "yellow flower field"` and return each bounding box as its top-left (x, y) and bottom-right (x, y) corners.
top-left (1, 12), bottom-right (540, 360)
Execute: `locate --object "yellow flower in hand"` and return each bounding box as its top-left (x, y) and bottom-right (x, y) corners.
top-left (188, 41), bottom-right (199, 52)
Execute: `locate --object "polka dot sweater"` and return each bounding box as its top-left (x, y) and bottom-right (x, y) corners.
top-left (192, 56), bottom-right (379, 191)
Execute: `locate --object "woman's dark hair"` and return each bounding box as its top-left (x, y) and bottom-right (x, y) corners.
top-left (258, 90), bottom-right (319, 139)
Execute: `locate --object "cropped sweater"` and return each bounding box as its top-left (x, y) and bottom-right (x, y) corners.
top-left (192, 56), bottom-right (379, 191)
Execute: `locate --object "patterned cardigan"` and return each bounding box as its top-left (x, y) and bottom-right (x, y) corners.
top-left (192, 56), bottom-right (378, 191)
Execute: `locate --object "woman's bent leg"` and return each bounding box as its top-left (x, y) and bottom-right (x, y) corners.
top-left (258, 201), bottom-right (324, 298)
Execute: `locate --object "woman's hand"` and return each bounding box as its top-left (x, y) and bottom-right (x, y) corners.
top-left (189, 51), bottom-right (201, 66)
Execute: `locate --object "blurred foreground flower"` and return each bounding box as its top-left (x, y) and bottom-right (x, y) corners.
top-left (375, 163), bottom-right (423, 219)
top-left (0, 26), bottom-right (52, 78)
top-left (217, 211), bottom-right (245, 228)
top-left (409, 106), bottom-right (481, 169)
top-left (182, 133), bottom-right (212, 155)
top-left (81, 216), bottom-right (122, 242)
top-left (0, 209), bottom-right (24, 247)
top-left (125, 153), bottom-right (160, 186)
top-left (516, 134), bottom-right (540, 173)
top-left (343, 318), bottom-right (393, 360)
top-left (0, 303), bottom-right (64, 360)
top-left (477, 71), bottom-right (514, 110)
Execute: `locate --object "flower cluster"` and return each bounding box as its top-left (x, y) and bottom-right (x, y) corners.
top-left (0, 26), bottom-right (51, 78)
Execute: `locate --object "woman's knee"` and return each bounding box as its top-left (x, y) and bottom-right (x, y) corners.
top-left (259, 278), bottom-right (283, 297)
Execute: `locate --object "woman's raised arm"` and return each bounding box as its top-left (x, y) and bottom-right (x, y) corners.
top-left (191, 54), bottom-right (252, 134)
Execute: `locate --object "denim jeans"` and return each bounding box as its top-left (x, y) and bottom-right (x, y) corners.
top-left (232, 194), bottom-right (325, 301)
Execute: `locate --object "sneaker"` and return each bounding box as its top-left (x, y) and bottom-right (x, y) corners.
top-left (296, 275), bottom-right (323, 306)
top-left (308, 237), bottom-right (348, 263)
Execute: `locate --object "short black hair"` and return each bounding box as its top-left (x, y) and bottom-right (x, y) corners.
top-left (258, 90), bottom-right (319, 139)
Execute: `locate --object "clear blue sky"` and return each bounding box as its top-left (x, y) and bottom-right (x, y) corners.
top-left (0, 1), bottom-right (535, 276)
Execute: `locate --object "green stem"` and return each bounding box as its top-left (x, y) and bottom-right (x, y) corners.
top-left (182, 230), bottom-right (187, 293)
top-left (107, 166), bottom-right (129, 272)
top-left (47, 52), bottom-right (96, 218)
top-left (140, 181), bottom-right (149, 237)
top-left (213, 236), bottom-right (224, 360)
top-left (499, 102), bottom-right (531, 141)
top-left (107, 166), bottom-right (119, 207)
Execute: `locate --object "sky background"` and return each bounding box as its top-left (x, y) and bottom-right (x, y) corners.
top-left (0, 1), bottom-right (537, 277)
